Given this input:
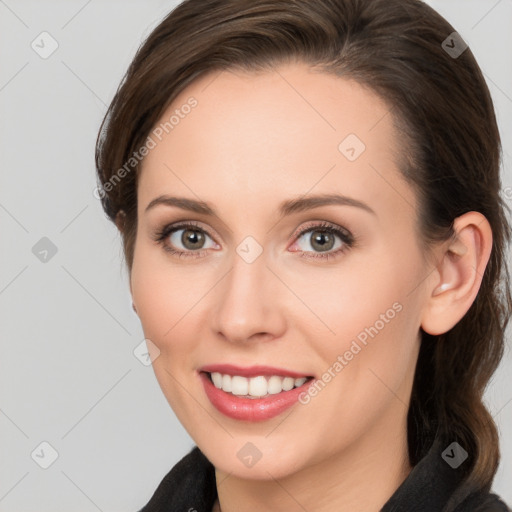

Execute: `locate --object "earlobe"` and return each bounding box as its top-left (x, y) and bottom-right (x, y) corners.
top-left (420, 212), bottom-right (493, 336)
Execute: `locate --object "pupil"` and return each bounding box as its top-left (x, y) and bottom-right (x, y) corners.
top-left (183, 229), bottom-right (204, 249)
top-left (312, 231), bottom-right (333, 251)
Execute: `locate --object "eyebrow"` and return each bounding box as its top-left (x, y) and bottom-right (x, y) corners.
top-left (144, 193), bottom-right (376, 217)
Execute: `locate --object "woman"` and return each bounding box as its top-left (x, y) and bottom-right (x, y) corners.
top-left (95, 0), bottom-right (511, 510)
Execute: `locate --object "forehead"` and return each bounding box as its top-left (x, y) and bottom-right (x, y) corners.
top-left (138, 61), bottom-right (415, 220)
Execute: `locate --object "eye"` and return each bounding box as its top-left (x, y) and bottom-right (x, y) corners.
top-left (289, 221), bottom-right (355, 261)
top-left (153, 221), bottom-right (218, 259)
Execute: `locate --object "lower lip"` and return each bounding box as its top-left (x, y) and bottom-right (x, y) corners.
top-left (199, 372), bottom-right (312, 422)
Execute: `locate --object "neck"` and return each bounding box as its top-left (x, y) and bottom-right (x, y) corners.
top-left (213, 417), bottom-right (412, 512)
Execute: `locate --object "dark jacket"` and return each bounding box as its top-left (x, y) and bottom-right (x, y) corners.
top-left (137, 437), bottom-right (509, 512)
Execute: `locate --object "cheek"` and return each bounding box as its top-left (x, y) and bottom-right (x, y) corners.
top-left (308, 279), bottom-right (415, 395)
top-left (286, 246), bottom-right (419, 347)
top-left (130, 243), bottom-right (194, 353)
top-left (131, 243), bottom-right (208, 336)
top-left (296, 240), bottom-right (424, 398)
top-left (130, 247), bottom-right (207, 421)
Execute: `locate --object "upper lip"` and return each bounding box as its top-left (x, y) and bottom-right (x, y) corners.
top-left (199, 364), bottom-right (313, 379)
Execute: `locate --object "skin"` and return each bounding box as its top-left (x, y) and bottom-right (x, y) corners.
top-left (124, 61), bottom-right (492, 512)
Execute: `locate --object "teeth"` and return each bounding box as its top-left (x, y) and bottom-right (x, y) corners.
top-left (211, 372), bottom-right (223, 388)
top-left (221, 373), bottom-right (232, 392)
top-left (231, 375), bottom-right (248, 395)
top-left (282, 377), bottom-right (295, 391)
top-left (209, 372), bottom-right (309, 397)
top-left (248, 376), bottom-right (267, 396)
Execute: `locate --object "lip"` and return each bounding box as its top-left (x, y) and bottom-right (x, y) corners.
top-left (199, 370), bottom-right (314, 422)
top-left (199, 363), bottom-right (312, 379)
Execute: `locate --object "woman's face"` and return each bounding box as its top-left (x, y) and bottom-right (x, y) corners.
top-left (130, 62), bottom-right (432, 479)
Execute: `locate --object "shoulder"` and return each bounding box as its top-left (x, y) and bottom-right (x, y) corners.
top-left (453, 491), bottom-right (510, 512)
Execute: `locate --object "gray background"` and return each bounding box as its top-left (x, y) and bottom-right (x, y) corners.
top-left (0, 1), bottom-right (510, 510)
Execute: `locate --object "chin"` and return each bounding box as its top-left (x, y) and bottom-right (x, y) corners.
top-left (194, 434), bottom-right (316, 480)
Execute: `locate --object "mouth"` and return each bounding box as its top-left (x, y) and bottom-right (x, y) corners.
top-left (202, 371), bottom-right (314, 399)
top-left (198, 363), bottom-right (316, 421)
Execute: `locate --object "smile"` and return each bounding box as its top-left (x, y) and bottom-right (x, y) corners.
top-left (208, 372), bottom-right (309, 398)
top-left (198, 364), bottom-right (315, 421)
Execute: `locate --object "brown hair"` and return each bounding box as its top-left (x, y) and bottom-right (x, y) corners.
top-left (95, 0), bottom-right (512, 493)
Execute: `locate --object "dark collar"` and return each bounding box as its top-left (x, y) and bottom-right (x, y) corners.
top-left (138, 438), bottom-right (508, 512)
top-left (380, 436), bottom-right (498, 512)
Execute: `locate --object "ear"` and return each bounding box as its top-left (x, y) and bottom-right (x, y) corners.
top-left (115, 209), bottom-right (126, 233)
top-left (420, 211), bottom-right (493, 336)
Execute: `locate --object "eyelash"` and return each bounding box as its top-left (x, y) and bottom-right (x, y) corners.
top-left (152, 220), bottom-right (355, 261)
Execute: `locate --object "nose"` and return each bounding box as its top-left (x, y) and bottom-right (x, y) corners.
top-left (210, 250), bottom-right (287, 344)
